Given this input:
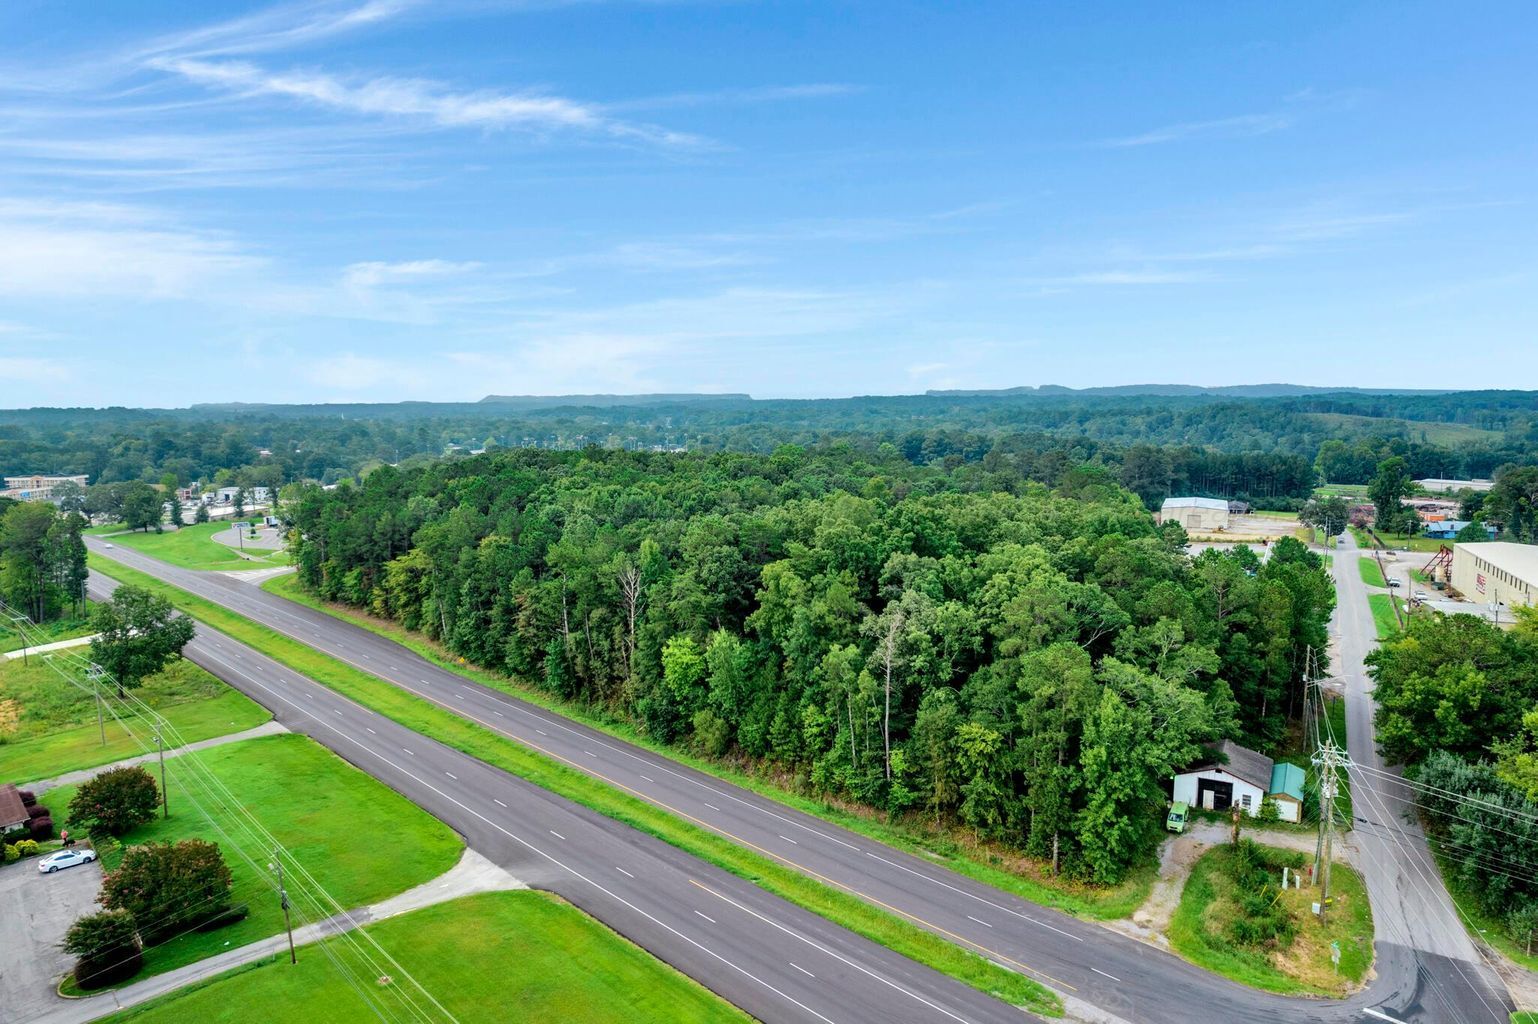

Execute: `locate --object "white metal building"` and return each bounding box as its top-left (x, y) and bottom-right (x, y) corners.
top-left (1172, 740), bottom-right (1274, 817)
top-left (1158, 496), bottom-right (1231, 532)
top-left (1452, 542), bottom-right (1538, 609)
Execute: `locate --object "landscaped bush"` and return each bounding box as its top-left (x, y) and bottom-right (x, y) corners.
top-left (19, 789), bottom-right (37, 806)
top-left (64, 909), bottom-right (143, 989)
top-left (28, 804), bottom-right (50, 820)
top-left (3, 844), bottom-right (16, 864)
top-left (29, 816), bottom-right (54, 840)
top-left (67, 765), bottom-right (159, 838)
top-left (15, 839), bottom-right (39, 856)
top-left (100, 839), bottom-right (233, 942)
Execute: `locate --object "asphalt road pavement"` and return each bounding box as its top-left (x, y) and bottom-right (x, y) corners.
top-left (87, 537), bottom-right (1516, 1023)
top-left (83, 569), bottom-right (1032, 1024)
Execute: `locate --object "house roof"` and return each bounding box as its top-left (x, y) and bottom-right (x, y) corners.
top-left (1162, 497), bottom-right (1230, 512)
top-left (1269, 762), bottom-right (1307, 802)
top-left (0, 784), bottom-right (29, 830)
top-left (1179, 739), bottom-right (1275, 791)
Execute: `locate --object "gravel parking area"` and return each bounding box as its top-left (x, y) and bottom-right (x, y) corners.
top-left (0, 856), bottom-right (102, 1020)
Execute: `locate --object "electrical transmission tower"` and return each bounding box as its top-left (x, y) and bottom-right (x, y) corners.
top-left (1312, 740), bottom-right (1351, 922)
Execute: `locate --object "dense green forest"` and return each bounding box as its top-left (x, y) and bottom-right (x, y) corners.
top-left (285, 447), bottom-right (1334, 882)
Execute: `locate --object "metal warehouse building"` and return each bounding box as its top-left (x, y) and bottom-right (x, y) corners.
top-left (1158, 496), bottom-right (1231, 532)
top-left (1452, 542), bottom-right (1538, 609)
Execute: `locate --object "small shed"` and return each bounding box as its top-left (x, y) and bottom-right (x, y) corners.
top-left (0, 784), bottom-right (30, 836)
top-left (1268, 762), bottom-right (1307, 824)
top-left (1158, 497), bottom-right (1231, 532)
top-left (1172, 739), bottom-right (1272, 816)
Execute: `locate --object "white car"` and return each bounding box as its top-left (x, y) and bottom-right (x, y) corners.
top-left (103, 543), bottom-right (114, 549)
top-left (37, 848), bottom-right (97, 873)
top-left (1387, 578), bottom-right (1402, 588)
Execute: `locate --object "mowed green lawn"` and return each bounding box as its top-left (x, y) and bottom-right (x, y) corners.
top-left (1367, 594), bottom-right (1402, 639)
top-left (50, 733), bottom-right (462, 982)
top-left (103, 890), bottom-right (749, 1024)
top-left (0, 657), bottom-right (270, 783)
top-left (1358, 557), bottom-right (1388, 588)
top-left (102, 522), bottom-right (289, 571)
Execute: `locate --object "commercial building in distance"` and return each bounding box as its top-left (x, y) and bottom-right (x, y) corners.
top-left (1416, 478), bottom-right (1495, 493)
top-left (1, 474), bottom-right (89, 501)
top-left (1452, 542), bottom-right (1538, 609)
top-left (1157, 496), bottom-right (1231, 532)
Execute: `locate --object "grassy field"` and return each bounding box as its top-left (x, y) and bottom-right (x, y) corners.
top-left (1315, 483), bottom-right (1368, 499)
top-left (0, 609), bottom-right (97, 654)
top-left (1168, 843), bottom-right (1373, 995)
top-left (50, 733), bottom-right (462, 985)
top-left (91, 554), bottom-right (1063, 1016)
top-left (262, 573), bottom-right (1153, 921)
top-left (99, 522), bottom-right (289, 571)
top-left (1358, 557), bottom-right (1387, 588)
top-left (1302, 412), bottom-right (1503, 447)
top-left (1367, 594), bottom-right (1402, 639)
top-left (0, 657), bottom-right (270, 783)
top-left (102, 890), bottom-right (749, 1024)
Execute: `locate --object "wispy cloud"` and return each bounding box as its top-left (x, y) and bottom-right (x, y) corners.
top-left (341, 259), bottom-right (482, 288)
top-left (153, 58), bottom-right (702, 145)
top-left (1102, 112), bottom-right (1294, 148)
top-left (132, 0), bottom-right (419, 62)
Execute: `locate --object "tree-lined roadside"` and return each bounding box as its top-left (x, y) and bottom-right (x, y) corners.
top-left (86, 553), bottom-right (1062, 1017)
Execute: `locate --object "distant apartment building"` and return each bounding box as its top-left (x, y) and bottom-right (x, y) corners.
top-left (1, 474), bottom-right (89, 501)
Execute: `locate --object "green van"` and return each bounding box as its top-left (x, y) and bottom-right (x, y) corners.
top-left (1166, 801), bottom-right (1189, 834)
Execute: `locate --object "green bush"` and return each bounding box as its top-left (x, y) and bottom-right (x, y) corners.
top-left (68, 765), bottom-right (159, 837)
top-left (14, 839), bottom-right (40, 857)
top-left (100, 839), bottom-right (233, 942)
top-left (64, 909), bottom-right (143, 989)
top-left (1221, 840), bottom-right (1299, 950)
top-left (2, 844), bottom-right (16, 864)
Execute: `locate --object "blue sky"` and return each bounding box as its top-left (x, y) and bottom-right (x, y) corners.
top-left (1, 1), bottom-right (1534, 406)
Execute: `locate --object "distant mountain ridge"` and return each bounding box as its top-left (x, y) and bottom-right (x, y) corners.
top-left (478, 393), bottom-right (752, 407)
top-left (925, 384), bottom-right (1460, 398)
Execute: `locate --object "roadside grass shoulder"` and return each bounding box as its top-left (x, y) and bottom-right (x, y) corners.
top-left (1358, 557), bottom-right (1387, 589)
top-left (261, 573), bottom-right (1151, 921)
top-left (92, 554), bottom-right (1063, 1016)
top-left (49, 732), bottom-right (462, 985)
top-left (103, 522), bottom-right (288, 571)
top-left (1168, 843), bottom-right (1372, 996)
top-left (101, 890), bottom-right (750, 1024)
top-left (1, 657), bottom-right (270, 783)
top-left (1367, 594), bottom-right (1402, 640)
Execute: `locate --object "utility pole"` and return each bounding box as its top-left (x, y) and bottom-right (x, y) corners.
top-left (271, 853), bottom-right (297, 964)
top-left (1312, 740), bottom-right (1350, 922)
top-left (154, 730), bottom-right (168, 819)
top-left (87, 662), bottom-right (106, 745)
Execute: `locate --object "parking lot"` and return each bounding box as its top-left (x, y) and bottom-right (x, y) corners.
top-left (0, 854), bottom-right (102, 1019)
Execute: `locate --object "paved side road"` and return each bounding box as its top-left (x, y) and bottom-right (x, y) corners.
top-left (25, 849), bottom-right (523, 1024)
top-left (0, 857), bottom-right (102, 1023)
top-left (25, 721), bottom-right (289, 796)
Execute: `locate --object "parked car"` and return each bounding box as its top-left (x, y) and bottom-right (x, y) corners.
top-left (37, 848), bottom-right (97, 874)
top-left (1387, 578), bottom-right (1402, 588)
top-left (1166, 801), bottom-right (1189, 834)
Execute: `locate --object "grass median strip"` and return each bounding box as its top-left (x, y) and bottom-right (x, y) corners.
top-left (263, 573), bottom-right (1151, 922)
top-left (91, 554), bottom-right (1063, 1017)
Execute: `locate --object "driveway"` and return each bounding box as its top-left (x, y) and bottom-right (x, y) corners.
top-left (0, 856), bottom-right (102, 1020)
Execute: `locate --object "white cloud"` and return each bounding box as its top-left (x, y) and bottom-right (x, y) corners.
top-left (1102, 112), bottom-right (1294, 148)
top-left (341, 259), bottom-right (481, 288)
top-left (0, 198), bottom-right (260, 299)
top-left (133, 0), bottom-right (418, 62)
top-left (0, 357), bottom-right (71, 382)
top-left (1048, 269), bottom-right (1212, 286)
top-left (154, 58), bottom-right (701, 145)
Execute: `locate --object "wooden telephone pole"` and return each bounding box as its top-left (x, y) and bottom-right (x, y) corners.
top-left (1311, 740), bottom-right (1349, 922)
